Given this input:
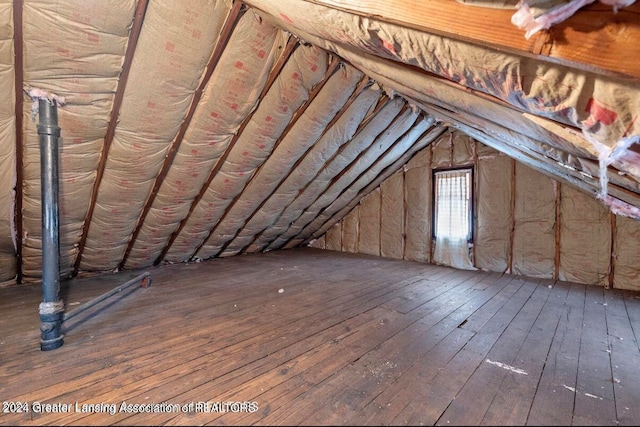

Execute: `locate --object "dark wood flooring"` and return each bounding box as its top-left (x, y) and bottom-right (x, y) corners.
top-left (1, 247), bottom-right (640, 426)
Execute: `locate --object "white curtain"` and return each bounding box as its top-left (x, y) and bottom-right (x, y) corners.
top-left (433, 170), bottom-right (476, 270)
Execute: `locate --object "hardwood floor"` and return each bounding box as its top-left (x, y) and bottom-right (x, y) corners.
top-left (1, 247), bottom-right (639, 426)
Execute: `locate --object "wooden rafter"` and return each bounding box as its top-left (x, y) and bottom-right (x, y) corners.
top-left (154, 34), bottom-right (300, 265)
top-left (277, 106), bottom-right (418, 249)
top-left (118, 0), bottom-right (245, 270)
top-left (304, 122), bottom-right (446, 244)
top-left (301, 0), bottom-right (640, 78)
top-left (251, 93), bottom-right (391, 253)
top-left (13, 0), bottom-right (24, 283)
top-left (71, 0), bottom-right (150, 277)
top-left (200, 56), bottom-right (343, 259)
top-left (217, 74), bottom-right (373, 257)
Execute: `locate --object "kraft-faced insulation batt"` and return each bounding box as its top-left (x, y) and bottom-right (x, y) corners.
top-left (358, 187), bottom-right (381, 256)
top-left (512, 163), bottom-right (556, 278)
top-left (125, 9), bottom-right (284, 268)
top-left (559, 185), bottom-right (611, 285)
top-left (21, 0), bottom-right (135, 279)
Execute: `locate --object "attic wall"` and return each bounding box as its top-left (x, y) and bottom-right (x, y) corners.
top-left (312, 130), bottom-right (640, 291)
top-left (0, 0), bottom-right (15, 284)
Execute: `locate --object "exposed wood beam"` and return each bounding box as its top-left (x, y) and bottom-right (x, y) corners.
top-left (301, 0), bottom-right (640, 79)
top-left (217, 74), bottom-right (373, 257)
top-left (195, 56), bottom-right (342, 260)
top-left (609, 212), bottom-right (616, 289)
top-left (71, 0), bottom-right (150, 277)
top-left (154, 34), bottom-right (299, 265)
top-left (304, 122), bottom-right (447, 244)
top-left (283, 110), bottom-right (424, 248)
top-left (248, 92), bottom-right (391, 253)
top-left (118, 0), bottom-right (245, 270)
top-left (425, 103), bottom-right (640, 213)
top-left (554, 180), bottom-right (561, 281)
top-left (13, 0), bottom-right (24, 283)
top-left (413, 95), bottom-right (640, 208)
top-left (508, 157), bottom-right (516, 274)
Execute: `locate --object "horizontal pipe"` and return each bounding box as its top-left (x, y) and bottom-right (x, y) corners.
top-left (63, 272), bottom-right (152, 323)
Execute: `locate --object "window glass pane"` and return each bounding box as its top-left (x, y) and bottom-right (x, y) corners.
top-left (434, 169), bottom-right (471, 240)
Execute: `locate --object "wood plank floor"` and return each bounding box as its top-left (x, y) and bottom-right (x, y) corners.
top-left (1, 247), bottom-right (640, 426)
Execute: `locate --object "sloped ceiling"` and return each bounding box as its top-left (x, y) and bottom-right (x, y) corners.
top-left (1, 0), bottom-right (639, 284)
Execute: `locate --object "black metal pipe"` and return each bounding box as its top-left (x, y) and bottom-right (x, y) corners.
top-left (63, 272), bottom-right (152, 323)
top-left (38, 97), bottom-right (64, 351)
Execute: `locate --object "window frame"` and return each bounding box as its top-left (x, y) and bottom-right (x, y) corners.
top-left (431, 166), bottom-right (475, 243)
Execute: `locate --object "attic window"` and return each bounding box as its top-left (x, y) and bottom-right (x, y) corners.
top-left (433, 168), bottom-right (473, 242)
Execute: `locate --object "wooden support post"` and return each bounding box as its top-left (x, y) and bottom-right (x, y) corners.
top-left (508, 157), bottom-right (516, 274)
top-left (608, 213), bottom-right (616, 289)
top-left (428, 143), bottom-right (434, 263)
top-left (471, 138), bottom-right (478, 267)
top-left (554, 180), bottom-right (561, 281)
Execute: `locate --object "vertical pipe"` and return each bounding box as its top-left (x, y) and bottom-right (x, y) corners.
top-left (38, 98), bottom-right (64, 351)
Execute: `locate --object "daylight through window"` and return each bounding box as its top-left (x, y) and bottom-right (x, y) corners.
top-left (434, 168), bottom-right (472, 241)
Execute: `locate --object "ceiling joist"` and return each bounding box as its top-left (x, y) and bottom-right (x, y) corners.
top-left (305, 122), bottom-right (447, 244)
top-left (222, 75), bottom-right (373, 256)
top-left (194, 56), bottom-right (342, 260)
top-left (118, 0), bottom-right (246, 270)
top-left (245, 92), bottom-right (392, 254)
top-left (72, 0), bottom-right (150, 277)
top-left (154, 34), bottom-right (300, 265)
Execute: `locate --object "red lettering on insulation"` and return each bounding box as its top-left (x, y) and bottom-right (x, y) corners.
top-left (165, 42), bottom-right (175, 52)
top-left (258, 50), bottom-right (265, 58)
top-left (210, 112), bottom-right (218, 118)
top-left (280, 13), bottom-right (294, 24)
top-left (235, 60), bottom-right (244, 69)
top-left (586, 98), bottom-right (617, 125)
top-left (380, 39), bottom-right (396, 54)
top-left (87, 33), bottom-right (99, 43)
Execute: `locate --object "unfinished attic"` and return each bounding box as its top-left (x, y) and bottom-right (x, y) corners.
top-left (2, 0), bottom-right (640, 425)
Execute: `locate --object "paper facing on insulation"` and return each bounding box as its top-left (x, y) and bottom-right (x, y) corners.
top-left (124, 10), bottom-right (286, 268)
top-left (341, 205), bottom-right (359, 253)
top-left (77, 0), bottom-right (230, 271)
top-left (305, 119), bottom-right (444, 247)
top-left (300, 114), bottom-right (433, 244)
top-left (245, 0), bottom-right (640, 157)
top-left (511, 163), bottom-right (556, 278)
top-left (261, 97), bottom-right (406, 251)
top-left (205, 64), bottom-right (365, 257)
top-left (404, 146), bottom-right (432, 263)
top-left (162, 43), bottom-right (328, 262)
top-left (380, 171), bottom-right (404, 259)
top-left (559, 184), bottom-right (611, 285)
top-left (358, 188), bottom-right (381, 256)
top-left (0, 0), bottom-right (15, 282)
top-left (614, 216), bottom-right (640, 290)
top-left (20, 0), bottom-right (135, 280)
top-left (325, 222), bottom-right (342, 251)
top-left (233, 85), bottom-right (382, 254)
top-left (284, 108), bottom-right (421, 246)
top-left (474, 151), bottom-right (512, 272)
